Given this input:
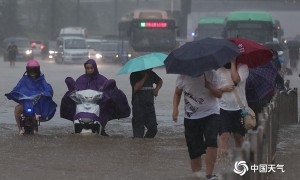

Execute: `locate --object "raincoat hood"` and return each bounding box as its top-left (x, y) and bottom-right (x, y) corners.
top-left (84, 59), bottom-right (99, 76)
top-left (76, 59), bottom-right (107, 91)
top-left (65, 77), bottom-right (76, 91)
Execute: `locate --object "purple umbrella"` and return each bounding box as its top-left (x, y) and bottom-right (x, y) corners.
top-left (246, 62), bottom-right (277, 103)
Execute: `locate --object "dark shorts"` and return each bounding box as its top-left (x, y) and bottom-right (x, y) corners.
top-left (184, 114), bottom-right (220, 159)
top-left (219, 109), bottom-right (246, 136)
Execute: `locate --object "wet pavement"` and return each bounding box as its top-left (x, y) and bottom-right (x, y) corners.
top-left (0, 58), bottom-right (299, 180)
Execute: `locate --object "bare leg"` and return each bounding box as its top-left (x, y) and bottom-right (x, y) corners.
top-left (218, 132), bottom-right (230, 158)
top-left (233, 133), bottom-right (244, 147)
top-left (15, 104), bottom-right (23, 134)
top-left (191, 156), bottom-right (202, 172)
top-left (205, 147), bottom-right (217, 176)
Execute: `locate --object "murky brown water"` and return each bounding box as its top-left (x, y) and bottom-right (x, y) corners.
top-left (0, 123), bottom-right (190, 180)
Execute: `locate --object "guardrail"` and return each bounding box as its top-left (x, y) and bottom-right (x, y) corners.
top-left (221, 82), bottom-right (298, 180)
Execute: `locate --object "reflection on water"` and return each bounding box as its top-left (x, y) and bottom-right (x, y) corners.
top-left (0, 122), bottom-right (191, 180)
top-left (0, 119), bottom-right (241, 180)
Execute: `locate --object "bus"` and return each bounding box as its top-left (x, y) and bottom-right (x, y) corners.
top-left (223, 11), bottom-right (274, 44)
top-left (118, 10), bottom-right (177, 59)
top-left (194, 17), bottom-right (225, 40)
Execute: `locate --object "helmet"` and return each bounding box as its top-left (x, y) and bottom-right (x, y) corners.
top-left (26, 59), bottom-right (41, 76)
top-left (26, 59), bottom-right (40, 67)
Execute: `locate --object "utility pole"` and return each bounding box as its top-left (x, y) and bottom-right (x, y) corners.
top-left (170, 0), bottom-right (174, 13)
top-left (180, 0), bottom-right (191, 38)
top-left (76, 0), bottom-right (80, 26)
top-left (51, 0), bottom-right (56, 39)
top-left (114, 0), bottom-right (118, 35)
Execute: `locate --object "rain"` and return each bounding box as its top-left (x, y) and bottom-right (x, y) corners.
top-left (1, 0), bottom-right (300, 180)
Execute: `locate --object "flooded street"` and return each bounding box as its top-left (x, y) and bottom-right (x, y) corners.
top-left (0, 124), bottom-right (189, 180)
top-left (0, 58), bottom-right (197, 180)
top-left (1, 58), bottom-right (300, 180)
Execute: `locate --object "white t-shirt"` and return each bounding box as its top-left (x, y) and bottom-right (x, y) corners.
top-left (176, 73), bottom-right (220, 119)
top-left (213, 64), bottom-right (249, 111)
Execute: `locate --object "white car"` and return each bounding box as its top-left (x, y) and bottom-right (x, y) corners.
top-left (55, 36), bottom-right (89, 64)
top-left (86, 39), bottom-right (120, 63)
top-left (86, 39), bottom-right (106, 61)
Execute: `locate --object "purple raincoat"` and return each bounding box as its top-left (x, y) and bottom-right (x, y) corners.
top-left (76, 59), bottom-right (108, 90)
top-left (60, 59), bottom-right (130, 126)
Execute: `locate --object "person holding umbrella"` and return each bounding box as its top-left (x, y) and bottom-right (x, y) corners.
top-left (7, 43), bottom-right (18, 67)
top-left (172, 71), bottom-right (225, 180)
top-left (211, 59), bottom-right (249, 158)
top-left (130, 68), bottom-right (163, 138)
top-left (165, 37), bottom-right (240, 179)
top-left (118, 53), bottom-right (166, 138)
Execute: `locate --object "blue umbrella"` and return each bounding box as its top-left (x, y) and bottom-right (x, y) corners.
top-left (118, 53), bottom-right (167, 75)
top-left (246, 62), bottom-right (277, 103)
top-left (164, 37), bottom-right (240, 76)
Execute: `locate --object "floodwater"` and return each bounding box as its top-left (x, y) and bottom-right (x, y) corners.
top-left (0, 57), bottom-right (299, 180)
top-left (0, 58), bottom-right (208, 180)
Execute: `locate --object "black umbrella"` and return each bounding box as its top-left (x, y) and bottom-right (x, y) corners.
top-left (164, 37), bottom-right (240, 76)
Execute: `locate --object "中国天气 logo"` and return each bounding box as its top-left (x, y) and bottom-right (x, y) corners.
top-left (234, 161), bottom-right (249, 176)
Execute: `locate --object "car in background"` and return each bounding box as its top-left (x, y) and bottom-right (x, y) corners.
top-left (115, 40), bottom-right (131, 64)
top-left (39, 41), bottom-right (57, 60)
top-left (87, 39), bottom-right (119, 63)
top-left (55, 36), bottom-right (89, 64)
top-left (30, 40), bottom-right (44, 56)
top-left (46, 41), bottom-right (57, 60)
top-left (86, 38), bottom-right (106, 61)
top-left (2, 37), bottom-right (33, 61)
